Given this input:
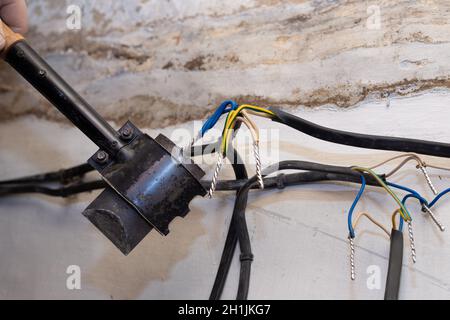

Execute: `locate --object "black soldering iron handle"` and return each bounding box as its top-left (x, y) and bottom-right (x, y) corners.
top-left (0, 22), bottom-right (124, 156)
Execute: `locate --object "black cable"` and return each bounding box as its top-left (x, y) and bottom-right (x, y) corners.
top-left (210, 171), bottom-right (380, 191)
top-left (233, 179), bottom-right (253, 300)
top-left (270, 107), bottom-right (450, 158)
top-left (0, 170), bottom-right (382, 198)
top-left (0, 181), bottom-right (105, 197)
top-left (0, 163), bottom-right (94, 185)
top-left (224, 160), bottom-right (373, 300)
top-left (196, 145), bottom-right (383, 299)
top-left (189, 140), bottom-right (251, 300)
top-left (384, 229), bottom-right (403, 300)
top-left (209, 147), bottom-right (248, 300)
top-left (0, 143), bottom-right (389, 299)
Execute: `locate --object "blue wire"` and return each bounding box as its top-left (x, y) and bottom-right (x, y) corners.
top-left (386, 182), bottom-right (427, 204)
top-left (348, 174), bottom-right (366, 238)
top-left (429, 188), bottom-right (450, 208)
top-left (387, 182), bottom-right (427, 232)
top-left (200, 100), bottom-right (238, 136)
top-left (398, 188), bottom-right (450, 231)
top-left (201, 100), bottom-right (236, 136)
top-left (399, 193), bottom-right (428, 232)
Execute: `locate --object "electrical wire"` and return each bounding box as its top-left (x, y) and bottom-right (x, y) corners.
top-left (398, 193), bottom-right (428, 232)
top-left (233, 111), bottom-right (264, 188)
top-left (391, 209), bottom-right (400, 231)
top-left (228, 160), bottom-right (366, 299)
top-left (209, 146), bottom-right (249, 300)
top-left (210, 171), bottom-right (381, 191)
top-left (207, 111), bottom-right (262, 196)
top-left (347, 174), bottom-right (366, 238)
top-left (235, 111), bottom-right (259, 142)
top-left (352, 167), bottom-right (411, 221)
top-left (393, 182), bottom-right (447, 232)
top-left (0, 163), bottom-right (94, 185)
top-left (352, 212), bottom-right (390, 237)
top-left (369, 153), bottom-right (441, 194)
top-left (370, 153), bottom-right (426, 177)
top-left (429, 188), bottom-right (450, 208)
top-left (200, 100), bottom-right (238, 137)
top-left (0, 180), bottom-right (105, 197)
top-left (221, 104), bottom-right (274, 155)
top-left (2, 123), bottom-right (449, 300)
top-left (0, 169), bottom-right (383, 197)
top-left (206, 159), bottom-right (380, 299)
top-left (206, 107), bottom-right (267, 196)
top-left (190, 139), bottom-right (253, 300)
top-left (269, 107), bottom-right (450, 158)
top-left (386, 182), bottom-right (427, 205)
top-left (0, 158), bottom-right (383, 199)
top-left (385, 229), bottom-right (403, 300)
top-left (207, 155), bottom-right (224, 198)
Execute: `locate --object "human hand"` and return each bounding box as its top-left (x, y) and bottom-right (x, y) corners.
top-left (0, 0), bottom-right (28, 50)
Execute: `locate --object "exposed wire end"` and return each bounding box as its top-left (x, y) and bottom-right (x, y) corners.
top-left (422, 204), bottom-right (445, 232)
top-left (190, 131), bottom-right (202, 148)
top-left (207, 155), bottom-right (224, 198)
top-left (182, 132), bottom-right (201, 158)
top-left (349, 236), bottom-right (356, 280)
top-left (407, 221), bottom-right (417, 263)
top-left (418, 165), bottom-right (438, 195)
top-left (253, 142), bottom-right (264, 189)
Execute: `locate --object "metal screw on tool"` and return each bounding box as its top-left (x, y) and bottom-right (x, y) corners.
top-left (38, 70), bottom-right (46, 77)
top-left (95, 150), bottom-right (108, 164)
top-left (120, 127), bottom-right (134, 141)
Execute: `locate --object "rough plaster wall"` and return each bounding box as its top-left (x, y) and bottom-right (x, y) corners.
top-left (0, 0), bottom-right (450, 127)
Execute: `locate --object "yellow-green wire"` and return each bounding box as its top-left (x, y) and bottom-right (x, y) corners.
top-left (220, 104), bottom-right (275, 155)
top-left (352, 166), bottom-right (412, 222)
top-left (392, 209), bottom-right (401, 230)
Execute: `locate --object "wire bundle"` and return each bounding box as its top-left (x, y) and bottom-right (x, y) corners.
top-left (196, 101), bottom-right (275, 197)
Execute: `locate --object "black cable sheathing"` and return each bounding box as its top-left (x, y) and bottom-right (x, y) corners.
top-left (209, 147), bottom-right (248, 300)
top-left (384, 229), bottom-right (403, 300)
top-left (0, 144), bottom-right (389, 299)
top-left (205, 171), bottom-right (380, 191)
top-left (0, 170), bottom-right (380, 197)
top-left (0, 163), bottom-right (94, 185)
top-left (0, 180), bottom-right (106, 197)
top-left (190, 141), bottom-right (253, 300)
top-left (270, 107), bottom-right (450, 158)
top-left (240, 253), bottom-right (254, 262)
top-left (231, 161), bottom-right (359, 300)
top-left (234, 181), bottom-right (254, 300)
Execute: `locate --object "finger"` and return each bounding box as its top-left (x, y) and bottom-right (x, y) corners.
top-left (0, 19), bottom-right (5, 50)
top-left (0, 0), bottom-right (28, 34)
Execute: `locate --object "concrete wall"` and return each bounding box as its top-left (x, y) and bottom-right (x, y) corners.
top-left (1, 0), bottom-right (450, 127)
